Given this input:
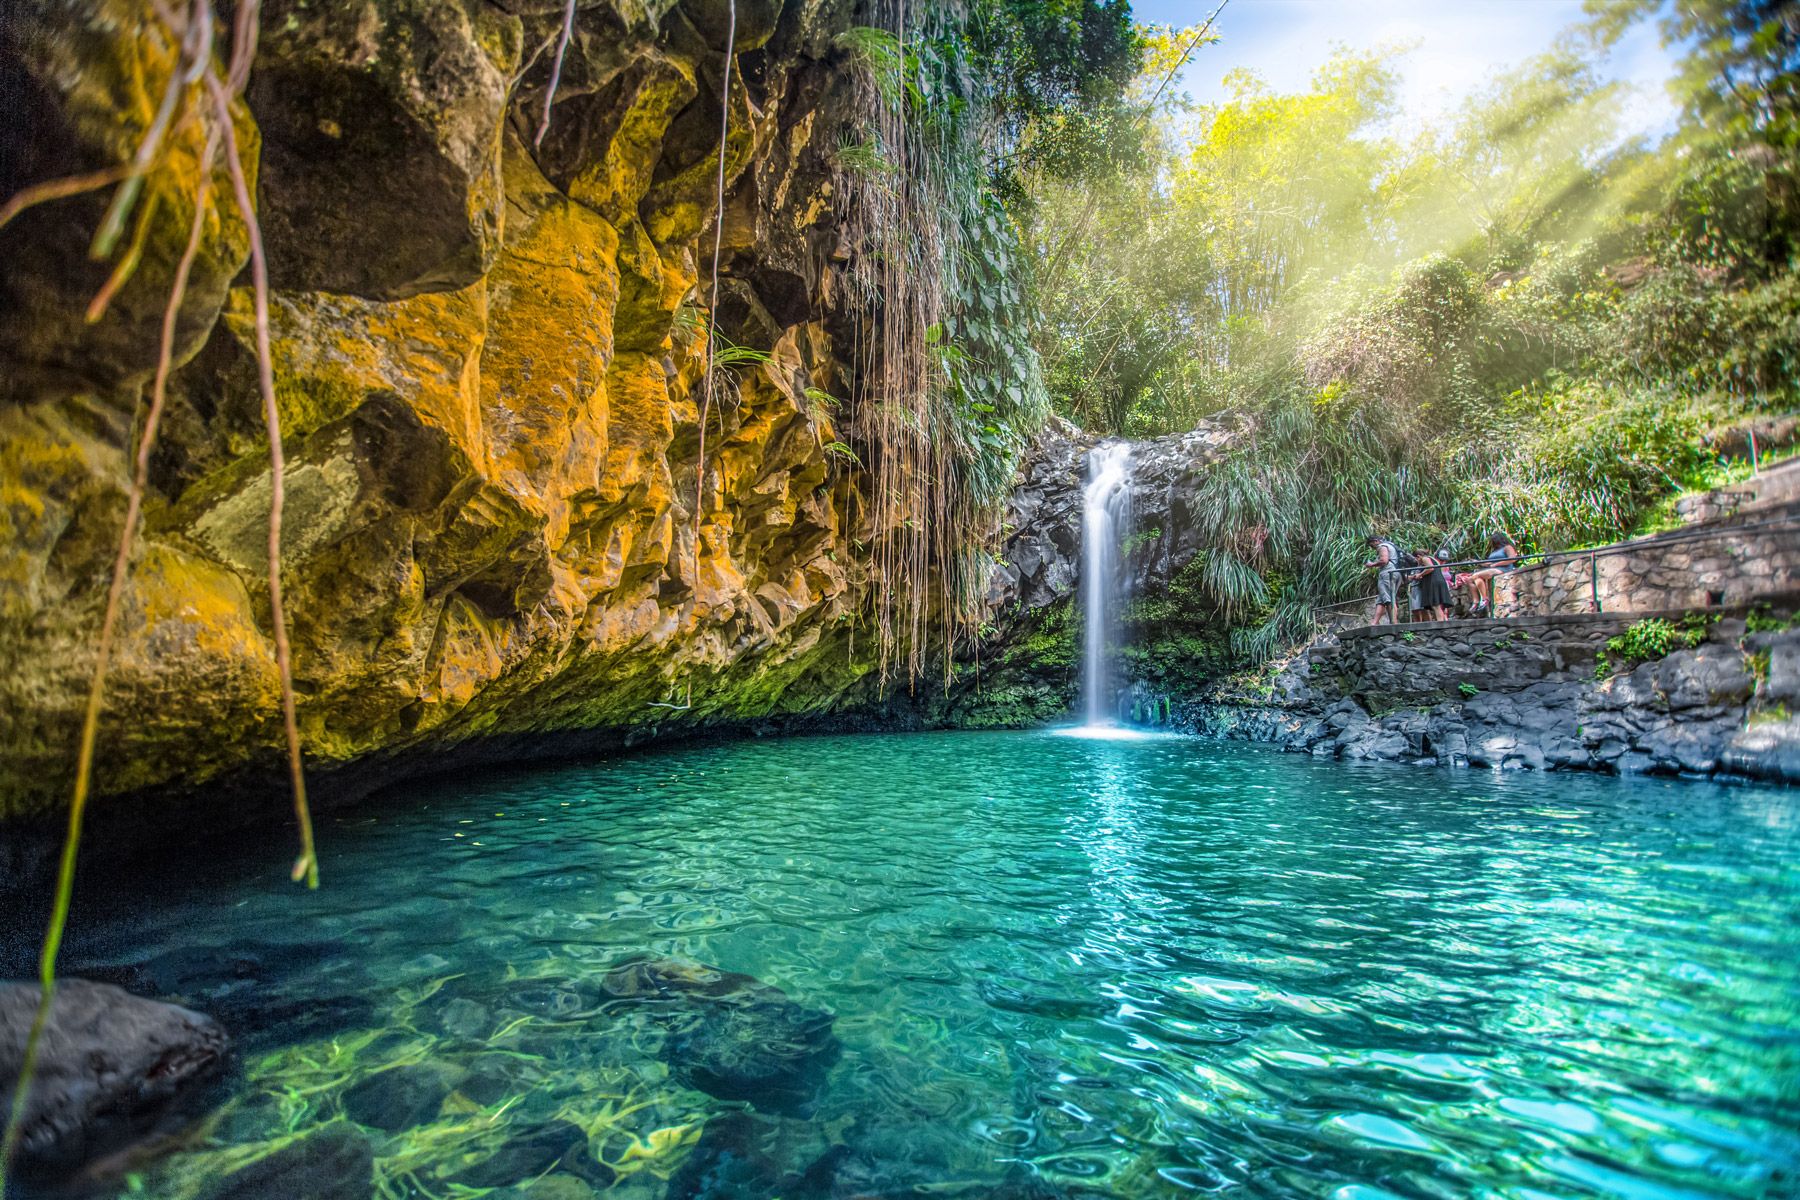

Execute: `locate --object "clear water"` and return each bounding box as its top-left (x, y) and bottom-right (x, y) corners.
top-left (42, 732), bottom-right (1800, 1199)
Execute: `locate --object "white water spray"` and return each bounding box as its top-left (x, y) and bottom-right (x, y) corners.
top-left (1080, 443), bottom-right (1132, 728)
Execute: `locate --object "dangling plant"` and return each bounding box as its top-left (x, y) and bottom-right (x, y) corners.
top-left (834, 3), bottom-right (1058, 688)
top-left (0, 0), bottom-right (322, 1185)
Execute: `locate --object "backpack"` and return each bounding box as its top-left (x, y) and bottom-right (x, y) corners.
top-left (1394, 549), bottom-right (1420, 571)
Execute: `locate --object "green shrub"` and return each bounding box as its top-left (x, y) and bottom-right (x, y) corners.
top-left (1601, 612), bottom-right (1715, 675)
top-left (1746, 606), bottom-right (1797, 633)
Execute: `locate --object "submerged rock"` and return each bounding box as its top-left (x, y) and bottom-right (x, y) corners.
top-left (457, 1051), bottom-right (535, 1106)
top-left (450, 1118), bottom-right (607, 1190)
top-left (497, 1176), bottom-right (600, 1200)
top-left (511, 979), bottom-right (602, 1018)
top-left (601, 959), bottom-right (841, 1115)
top-left (599, 958), bottom-right (769, 1002)
top-left (0, 980), bottom-right (228, 1181)
top-left (196, 1122), bottom-right (373, 1200)
top-left (662, 1111), bottom-right (789, 1200)
top-left (341, 1060), bottom-right (465, 1131)
top-left (668, 1111), bottom-right (1077, 1200)
top-left (438, 996), bottom-right (493, 1040)
top-left (87, 940), bottom-right (375, 1051)
top-left (665, 994), bottom-right (840, 1115)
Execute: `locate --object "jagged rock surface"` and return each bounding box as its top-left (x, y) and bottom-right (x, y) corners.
top-left (987, 416), bottom-right (1240, 613)
top-left (907, 417), bottom-right (1241, 728)
top-left (1188, 614), bottom-right (1800, 784)
top-left (0, 0), bottom-right (880, 823)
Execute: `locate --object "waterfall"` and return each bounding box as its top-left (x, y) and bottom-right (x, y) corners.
top-left (1080, 442), bottom-right (1132, 728)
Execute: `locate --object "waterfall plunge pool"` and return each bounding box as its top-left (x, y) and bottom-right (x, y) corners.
top-left (30, 731), bottom-right (1800, 1199)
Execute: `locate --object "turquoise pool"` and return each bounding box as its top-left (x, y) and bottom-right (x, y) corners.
top-left (47, 731), bottom-right (1800, 1199)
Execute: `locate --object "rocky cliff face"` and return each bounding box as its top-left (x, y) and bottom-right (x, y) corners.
top-left (1189, 610), bottom-right (1800, 785)
top-left (903, 417), bottom-right (1241, 728)
top-left (0, 0), bottom-right (885, 824)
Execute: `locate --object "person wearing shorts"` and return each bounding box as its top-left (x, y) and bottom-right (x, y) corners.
top-left (1364, 534), bottom-right (1401, 625)
top-left (1466, 533), bottom-right (1520, 617)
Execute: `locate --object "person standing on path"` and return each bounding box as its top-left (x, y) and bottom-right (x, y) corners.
top-left (1364, 534), bottom-right (1402, 626)
top-left (1411, 547), bottom-right (1454, 621)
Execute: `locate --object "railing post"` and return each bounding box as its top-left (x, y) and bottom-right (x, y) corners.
top-left (1590, 550), bottom-right (1601, 614)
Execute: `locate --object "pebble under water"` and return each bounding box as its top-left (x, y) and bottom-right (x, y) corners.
top-left (34, 731), bottom-right (1800, 1199)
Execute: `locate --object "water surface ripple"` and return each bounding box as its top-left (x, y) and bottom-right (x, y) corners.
top-left (54, 732), bottom-right (1800, 1198)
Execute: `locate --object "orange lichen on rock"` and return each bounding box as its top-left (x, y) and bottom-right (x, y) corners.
top-left (0, 0), bottom-right (886, 820)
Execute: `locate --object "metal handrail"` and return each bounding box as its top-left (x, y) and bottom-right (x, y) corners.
top-left (1313, 512), bottom-right (1800, 623)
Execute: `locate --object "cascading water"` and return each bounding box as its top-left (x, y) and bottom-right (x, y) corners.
top-left (1080, 442), bottom-right (1132, 728)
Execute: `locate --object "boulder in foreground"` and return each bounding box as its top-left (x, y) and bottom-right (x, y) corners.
top-left (0, 979), bottom-right (228, 1181)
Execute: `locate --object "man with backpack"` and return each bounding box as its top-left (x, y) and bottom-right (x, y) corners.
top-left (1363, 533), bottom-right (1404, 626)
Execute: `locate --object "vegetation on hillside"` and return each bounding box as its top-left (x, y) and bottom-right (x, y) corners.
top-left (1016, 0), bottom-right (1798, 660)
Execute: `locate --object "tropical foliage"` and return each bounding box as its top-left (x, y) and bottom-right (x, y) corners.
top-left (1022, 0), bottom-right (1799, 658)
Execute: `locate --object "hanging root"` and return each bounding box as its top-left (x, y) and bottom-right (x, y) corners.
top-left (92, 0), bottom-right (211, 259)
top-left (0, 165), bottom-right (136, 232)
top-left (0, 14), bottom-right (226, 1187)
top-left (1, 2), bottom-right (322, 1189)
top-left (694, 0), bottom-right (738, 586)
top-left (533, 0), bottom-right (577, 150)
top-left (207, 72), bottom-right (317, 889)
top-left (85, 190), bottom-right (163, 322)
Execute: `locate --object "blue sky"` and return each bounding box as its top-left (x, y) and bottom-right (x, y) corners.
top-left (1128, 0), bottom-right (1682, 142)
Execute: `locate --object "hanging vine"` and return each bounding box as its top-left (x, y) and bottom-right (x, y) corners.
top-left (694, 0), bottom-right (739, 590)
top-left (0, 0), bottom-right (316, 1185)
top-left (834, 2), bottom-right (1050, 690)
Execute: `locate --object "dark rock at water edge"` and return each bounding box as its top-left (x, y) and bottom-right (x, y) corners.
top-left (196, 1122), bottom-right (373, 1200)
top-left (1186, 618), bottom-right (1800, 785)
top-left (0, 980), bottom-right (228, 1184)
top-left (74, 940), bottom-right (376, 1052)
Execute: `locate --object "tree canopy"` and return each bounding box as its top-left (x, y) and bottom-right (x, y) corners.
top-left (1010, 0), bottom-right (1799, 656)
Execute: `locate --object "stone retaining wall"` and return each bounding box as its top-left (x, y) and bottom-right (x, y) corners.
top-left (1676, 456), bottom-right (1800, 523)
top-left (1500, 499), bottom-right (1800, 615)
top-left (1321, 612), bottom-right (1627, 709)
